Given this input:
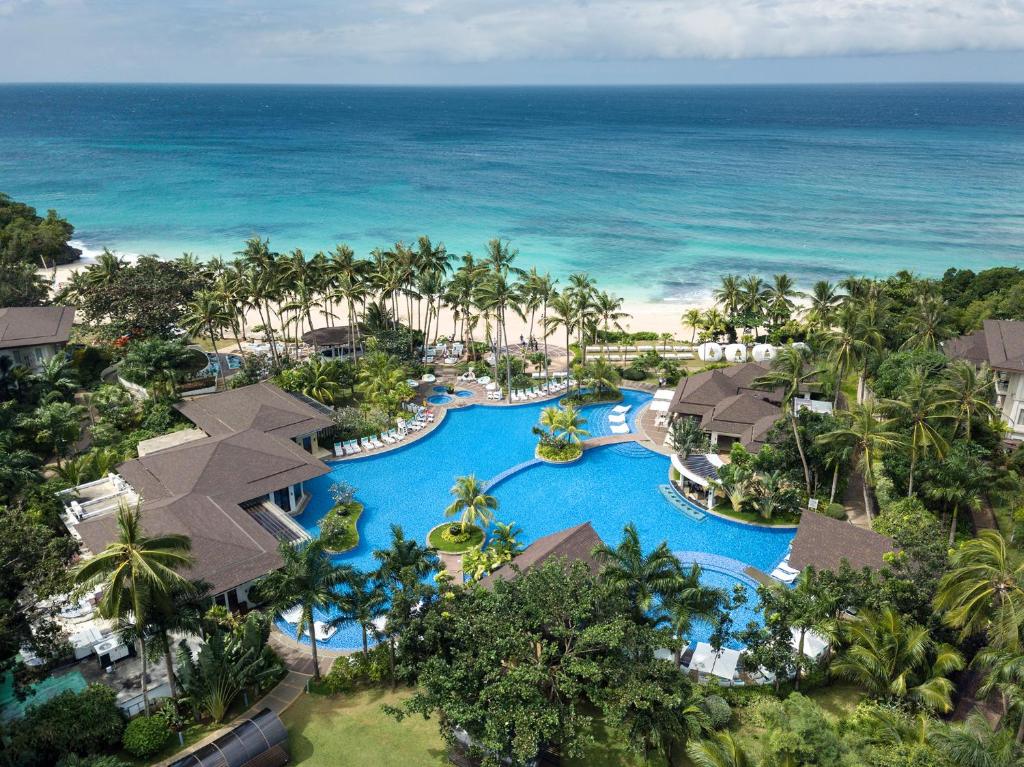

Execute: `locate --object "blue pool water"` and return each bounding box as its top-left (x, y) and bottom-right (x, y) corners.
top-left (431, 386), bottom-right (448, 393)
top-left (455, 390), bottom-right (474, 398)
top-left (427, 395), bottom-right (452, 405)
top-left (285, 388), bottom-right (792, 650)
top-left (200, 352), bottom-right (243, 376)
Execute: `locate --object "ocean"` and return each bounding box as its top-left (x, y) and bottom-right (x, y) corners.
top-left (1, 83), bottom-right (1022, 303)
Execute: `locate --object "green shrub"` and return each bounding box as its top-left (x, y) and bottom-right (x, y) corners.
top-left (122, 714), bottom-right (170, 758)
top-left (318, 502), bottom-right (363, 552)
top-left (620, 366), bottom-right (647, 381)
top-left (313, 645), bottom-right (392, 695)
top-left (821, 502), bottom-right (847, 520)
top-left (57, 756), bottom-right (131, 767)
top-left (702, 694), bottom-right (733, 729)
top-left (537, 443), bottom-right (583, 462)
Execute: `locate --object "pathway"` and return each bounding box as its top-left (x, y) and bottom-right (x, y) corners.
top-left (581, 433), bottom-right (641, 449)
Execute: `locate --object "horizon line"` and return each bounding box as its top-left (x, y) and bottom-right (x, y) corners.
top-left (2, 79), bottom-right (1023, 88)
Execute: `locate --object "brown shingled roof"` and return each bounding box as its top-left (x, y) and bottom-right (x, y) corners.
top-left (700, 392), bottom-right (781, 437)
top-left (482, 523), bottom-right (603, 588)
top-left (788, 511), bottom-right (896, 573)
top-left (945, 320), bottom-right (1024, 373)
top-left (0, 306), bottom-right (75, 349)
top-left (669, 362), bottom-right (782, 417)
top-left (176, 382), bottom-right (334, 439)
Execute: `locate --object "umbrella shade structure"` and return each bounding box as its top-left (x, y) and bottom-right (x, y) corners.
top-left (688, 642), bottom-right (741, 681)
top-left (653, 388), bottom-right (675, 401)
top-left (696, 342), bottom-right (723, 362)
top-left (168, 708), bottom-right (289, 767)
top-left (650, 400), bottom-right (671, 412)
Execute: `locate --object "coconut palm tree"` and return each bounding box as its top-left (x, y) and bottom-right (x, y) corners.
top-left (556, 403), bottom-right (589, 444)
top-left (686, 732), bottom-right (754, 767)
top-left (937, 360), bottom-right (998, 441)
top-left (765, 273), bottom-right (802, 330)
top-left (816, 402), bottom-right (903, 522)
top-left (278, 357), bottom-right (345, 405)
top-left (0, 432), bottom-right (38, 502)
top-left (804, 280), bottom-right (842, 332)
top-left (182, 289), bottom-right (233, 389)
top-left (934, 531), bottom-right (1024, 651)
top-left (713, 275), bottom-right (743, 323)
top-left (544, 293), bottom-right (579, 380)
top-left (902, 295), bottom-right (954, 351)
top-left (17, 400), bottom-right (86, 468)
top-left (667, 417), bottom-right (710, 458)
top-left (373, 524), bottom-right (439, 590)
top-left (255, 541), bottom-right (351, 682)
top-left (74, 502), bottom-right (193, 714)
top-left (594, 523), bottom-right (680, 621)
top-left (33, 355), bottom-right (78, 402)
top-left (833, 607), bottom-right (964, 712)
top-left (658, 564), bottom-right (727, 668)
top-left (883, 366), bottom-right (952, 497)
top-left (976, 646), bottom-right (1024, 744)
top-left (683, 308), bottom-right (703, 344)
top-left (930, 714), bottom-right (1024, 767)
top-left (753, 345), bottom-right (820, 495)
top-left (444, 474), bottom-right (498, 535)
top-left (335, 570), bottom-right (388, 658)
top-left (593, 290), bottom-right (630, 354)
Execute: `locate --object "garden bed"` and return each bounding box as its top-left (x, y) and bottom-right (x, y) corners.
top-left (704, 501), bottom-right (801, 528)
top-left (559, 390), bottom-right (623, 407)
top-left (427, 522), bottom-right (484, 553)
top-left (536, 442), bottom-right (584, 464)
top-left (319, 501), bottom-right (364, 553)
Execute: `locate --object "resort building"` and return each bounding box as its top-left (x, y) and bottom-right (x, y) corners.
top-left (945, 319), bottom-right (1024, 442)
top-left (301, 325), bottom-right (363, 360)
top-left (0, 305), bottom-right (75, 371)
top-left (787, 511), bottom-right (896, 574)
top-left (483, 522), bottom-right (603, 588)
top-left (667, 362), bottom-right (784, 452)
top-left (60, 383), bottom-right (334, 610)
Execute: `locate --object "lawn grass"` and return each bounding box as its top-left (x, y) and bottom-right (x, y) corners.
top-left (707, 502), bottom-right (800, 528)
top-left (427, 523), bottom-right (484, 553)
top-left (282, 688), bottom-right (448, 767)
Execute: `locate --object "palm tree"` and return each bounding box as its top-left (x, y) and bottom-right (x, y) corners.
top-left (934, 531), bottom-right (1024, 651)
top-left (475, 271), bottom-right (523, 402)
top-left (824, 304), bottom-right (869, 407)
top-left (254, 541), bottom-right (350, 681)
top-left (765, 273), bottom-right (802, 330)
top-left (659, 564), bottom-right (726, 668)
top-left (279, 358), bottom-right (345, 405)
top-left (336, 570), bottom-right (387, 658)
top-left (667, 416), bottom-right (710, 458)
top-left (752, 469), bottom-right (797, 520)
top-left (713, 275), bottom-right (743, 324)
top-left (356, 348), bottom-right (414, 417)
top-left (883, 367), bottom-right (951, 497)
top-left (33, 355), bottom-right (77, 402)
top-left (594, 523), bottom-right (680, 621)
top-left (816, 402), bottom-right (903, 522)
top-left (74, 503), bottom-right (193, 714)
top-left (832, 606), bottom-right (964, 712)
top-left (593, 291), bottom-right (630, 354)
top-left (686, 732), bottom-right (754, 767)
top-left (17, 400), bottom-right (86, 468)
top-left (937, 360), bottom-right (998, 441)
top-left (804, 280), bottom-right (841, 332)
top-left (683, 308), bottom-right (703, 344)
top-left (902, 295), bottom-right (953, 351)
top-left (753, 345), bottom-right (819, 495)
top-left (556, 403), bottom-right (589, 444)
top-left (0, 432), bottom-right (38, 502)
top-left (930, 714), bottom-right (1024, 767)
top-left (444, 474), bottom-right (498, 535)
top-left (182, 289), bottom-right (233, 389)
top-left (544, 293), bottom-right (579, 380)
top-left (976, 646), bottom-right (1024, 744)
top-left (373, 524), bottom-right (439, 590)
top-left (922, 443), bottom-right (988, 546)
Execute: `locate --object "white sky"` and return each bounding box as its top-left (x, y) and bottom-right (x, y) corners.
top-left (1, 0), bottom-right (1023, 83)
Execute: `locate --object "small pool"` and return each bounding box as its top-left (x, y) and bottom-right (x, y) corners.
top-left (1, 670), bottom-right (87, 722)
top-left (455, 390), bottom-right (474, 398)
top-left (428, 395), bottom-right (453, 405)
top-left (432, 385), bottom-right (449, 393)
top-left (200, 352), bottom-right (244, 376)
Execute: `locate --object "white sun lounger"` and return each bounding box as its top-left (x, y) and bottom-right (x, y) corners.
top-left (312, 621), bottom-right (337, 641)
top-left (610, 423), bottom-right (630, 435)
top-left (381, 431), bottom-right (396, 445)
top-left (608, 414), bottom-right (626, 424)
top-left (611, 404), bottom-right (631, 415)
top-left (334, 442), bottom-right (344, 457)
top-left (361, 437), bottom-right (376, 451)
top-left (771, 567), bottom-right (799, 583)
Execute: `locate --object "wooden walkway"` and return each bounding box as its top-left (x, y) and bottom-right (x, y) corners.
top-left (582, 433), bottom-right (642, 449)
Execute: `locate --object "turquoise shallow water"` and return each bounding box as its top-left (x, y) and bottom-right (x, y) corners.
top-left (286, 391), bottom-right (791, 650)
top-left (2, 84), bottom-right (1023, 302)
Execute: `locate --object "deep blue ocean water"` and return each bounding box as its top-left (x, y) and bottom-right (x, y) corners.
top-left (1, 84), bottom-right (1022, 301)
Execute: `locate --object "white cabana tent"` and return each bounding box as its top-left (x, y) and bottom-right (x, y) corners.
top-left (651, 400), bottom-right (671, 413)
top-left (723, 343), bottom-right (747, 362)
top-left (752, 343), bottom-right (776, 362)
top-left (790, 628), bottom-right (830, 661)
top-left (696, 342), bottom-right (723, 362)
top-left (653, 388), bottom-right (675, 401)
top-left (688, 642), bottom-right (741, 681)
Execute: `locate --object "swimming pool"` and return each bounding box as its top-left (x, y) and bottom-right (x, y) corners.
top-left (286, 388), bottom-right (793, 650)
top-left (200, 352), bottom-right (244, 376)
top-left (428, 395), bottom-right (452, 405)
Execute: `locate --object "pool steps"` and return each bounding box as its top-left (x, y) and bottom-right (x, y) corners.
top-left (658, 484), bottom-right (707, 522)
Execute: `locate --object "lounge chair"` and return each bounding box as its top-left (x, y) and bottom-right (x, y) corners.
top-left (608, 414), bottom-right (626, 424)
top-left (611, 404), bottom-right (631, 415)
top-left (380, 431), bottom-right (396, 445)
top-left (348, 440), bottom-right (362, 454)
top-left (527, 388), bottom-right (538, 399)
top-left (610, 423), bottom-right (630, 435)
top-left (361, 436), bottom-right (376, 451)
top-left (771, 567), bottom-right (799, 584)
top-left (312, 621), bottom-right (337, 641)
top-left (368, 434), bottom-right (384, 448)
top-left (334, 442), bottom-right (345, 457)
top-left (776, 561), bottom-right (800, 576)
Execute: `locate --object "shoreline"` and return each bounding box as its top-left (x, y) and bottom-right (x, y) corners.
top-left (43, 244), bottom-right (713, 339)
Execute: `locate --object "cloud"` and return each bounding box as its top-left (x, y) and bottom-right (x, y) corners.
top-left (240, 0), bottom-right (1024, 63)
